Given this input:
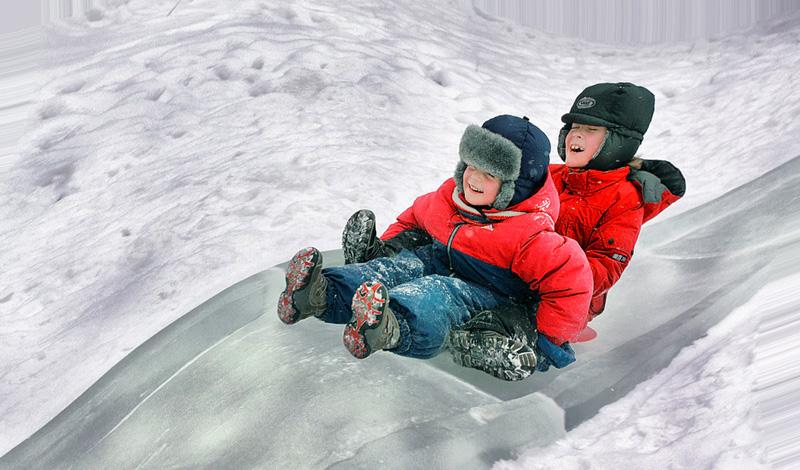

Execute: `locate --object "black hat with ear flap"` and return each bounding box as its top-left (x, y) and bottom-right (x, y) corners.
top-left (557, 82), bottom-right (655, 171)
top-left (455, 115), bottom-right (551, 210)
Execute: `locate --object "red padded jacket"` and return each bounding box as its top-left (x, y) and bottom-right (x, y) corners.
top-left (382, 174), bottom-right (593, 344)
top-left (550, 164), bottom-right (682, 318)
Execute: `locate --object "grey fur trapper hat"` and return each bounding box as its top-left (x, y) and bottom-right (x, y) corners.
top-left (455, 115), bottom-right (550, 210)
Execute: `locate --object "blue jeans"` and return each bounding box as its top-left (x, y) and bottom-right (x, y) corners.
top-left (321, 249), bottom-right (509, 358)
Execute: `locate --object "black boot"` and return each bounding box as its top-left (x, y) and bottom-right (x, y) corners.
top-left (447, 304), bottom-right (539, 381)
top-left (342, 210), bottom-right (384, 264)
top-left (342, 209), bottom-right (433, 264)
top-left (447, 329), bottom-right (538, 381)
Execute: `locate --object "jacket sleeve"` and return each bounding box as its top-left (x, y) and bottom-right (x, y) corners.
top-left (586, 196), bottom-right (644, 299)
top-left (511, 231), bottom-right (593, 344)
top-left (635, 159), bottom-right (686, 223)
top-left (380, 204), bottom-right (421, 240)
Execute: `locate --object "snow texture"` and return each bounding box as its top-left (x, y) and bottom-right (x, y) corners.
top-left (1, 0), bottom-right (800, 468)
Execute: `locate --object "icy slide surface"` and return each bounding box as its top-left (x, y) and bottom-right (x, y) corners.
top-left (0, 249), bottom-right (565, 469)
top-left (3, 156), bottom-right (797, 469)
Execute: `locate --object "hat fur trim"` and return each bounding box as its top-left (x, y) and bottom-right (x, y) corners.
top-left (458, 125), bottom-right (522, 180)
top-left (455, 125), bottom-right (522, 209)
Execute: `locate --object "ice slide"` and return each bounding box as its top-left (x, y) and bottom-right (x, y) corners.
top-left (2, 156), bottom-right (798, 469)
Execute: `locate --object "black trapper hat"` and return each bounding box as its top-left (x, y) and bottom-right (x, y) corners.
top-left (557, 82), bottom-right (655, 170)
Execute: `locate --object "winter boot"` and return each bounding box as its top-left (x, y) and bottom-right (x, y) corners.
top-left (342, 209), bottom-right (434, 264)
top-left (277, 247), bottom-right (328, 325)
top-left (447, 329), bottom-right (538, 381)
top-left (343, 281), bottom-right (400, 359)
top-left (342, 209), bottom-right (384, 264)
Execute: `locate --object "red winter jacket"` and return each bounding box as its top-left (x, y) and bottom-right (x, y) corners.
top-left (549, 163), bottom-right (682, 318)
top-left (382, 174), bottom-right (592, 344)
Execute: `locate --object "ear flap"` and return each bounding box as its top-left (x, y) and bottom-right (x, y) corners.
top-left (585, 130), bottom-right (640, 170)
top-left (454, 160), bottom-right (467, 193)
top-left (556, 125), bottom-right (570, 162)
top-left (492, 181), bottom-right (517, 210)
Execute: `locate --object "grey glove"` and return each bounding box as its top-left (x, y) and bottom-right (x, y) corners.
top-left (629, 158), bottom-right (686, 200)
top-left (628, 169), bottom-right (668, 203)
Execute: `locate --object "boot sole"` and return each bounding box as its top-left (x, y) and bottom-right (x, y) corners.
top-left (448, 329), bottom-right (537, 381)
top-left (343, 281), bottom-right (388, 359)
top-left (277, 247), bottom-right (321, 325)
top-left (342, 209), bottom-right (376, 264)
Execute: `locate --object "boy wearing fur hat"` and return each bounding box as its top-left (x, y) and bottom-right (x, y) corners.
top-left (341, 82), bottom-right (685, 379)
top-left (277, 115), bottom-right (592, 370)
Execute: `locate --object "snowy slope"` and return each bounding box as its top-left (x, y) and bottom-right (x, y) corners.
top-left (3, 156), bottom-right (798, 469)
top-left (1, 0), bottom-right (799, 466)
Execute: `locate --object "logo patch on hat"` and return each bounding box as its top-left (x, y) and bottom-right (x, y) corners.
top-left (576, 97), bottom-right (596, 109)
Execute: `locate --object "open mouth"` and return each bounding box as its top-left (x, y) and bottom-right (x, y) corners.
top-left (468, 183), bottom-right (483, 193)
top-left (569, 144), bottom-right (585, 153)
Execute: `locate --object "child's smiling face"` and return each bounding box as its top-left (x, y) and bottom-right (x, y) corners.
top-left (565, 123), bottom-right (607, 168)
top-left (463, 164), bottom-right (501, 206)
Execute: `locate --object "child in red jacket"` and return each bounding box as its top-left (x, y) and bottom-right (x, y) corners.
top-left (552, 82), bottom-right (685, 320)
top-left (277, 115), bottom-right (592, 370)
top-left (341, 82), bottom-right (685, 379)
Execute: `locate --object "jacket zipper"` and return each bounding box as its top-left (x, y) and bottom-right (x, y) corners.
top-left (447, 222), bottom-right (466, 272)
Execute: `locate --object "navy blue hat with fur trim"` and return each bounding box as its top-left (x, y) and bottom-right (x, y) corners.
top-left (455, 115), bottom-right (550, 210)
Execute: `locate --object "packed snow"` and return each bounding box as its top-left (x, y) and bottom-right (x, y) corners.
top-left (496, 281), bottom-right (769, 470)
top-left (1, 0), bottom-right (799, 468)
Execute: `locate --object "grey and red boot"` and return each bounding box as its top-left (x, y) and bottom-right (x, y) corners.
top-left (342, 281), bottom-right (400, 359)
top-left (277, 247), bottom-right (328, 325)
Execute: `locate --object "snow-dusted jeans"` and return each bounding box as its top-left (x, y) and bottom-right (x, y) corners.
top-left (321, 249), bottom-right (509, 359)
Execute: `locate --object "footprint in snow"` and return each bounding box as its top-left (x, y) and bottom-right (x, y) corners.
top-left (59, 80), bottom-right (86, 94)
top-left (38, 101), bottom-right (68, 120)
top-left (145, 87), bottom-right (166, 101)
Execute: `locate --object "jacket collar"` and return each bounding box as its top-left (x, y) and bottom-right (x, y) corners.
top-left (560, 166), bottom-right (631, 196)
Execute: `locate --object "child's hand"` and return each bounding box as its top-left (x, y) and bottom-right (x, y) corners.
top-left (535, 335), bottom-right (576, 371)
